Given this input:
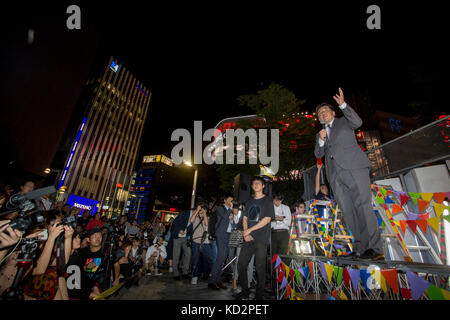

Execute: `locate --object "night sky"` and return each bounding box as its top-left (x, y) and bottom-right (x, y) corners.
top-left (1, 1), bottom-right (447, 183)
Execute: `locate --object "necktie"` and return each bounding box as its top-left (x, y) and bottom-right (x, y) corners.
top-left (326, 124), bottom-right (331, 138)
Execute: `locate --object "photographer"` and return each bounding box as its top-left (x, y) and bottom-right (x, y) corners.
top-left (145, 236), bottom-right (166, 276)
top-left (189, 204), bottom-right (214, 285)
top-left (22, 211), bottom-right (74, 300)
top-left (113, 240), bottom-right (133, 285)
top-left (0, 220), bottom-right (24, 295)
top-left (128, 237), bottom-right (145, 274)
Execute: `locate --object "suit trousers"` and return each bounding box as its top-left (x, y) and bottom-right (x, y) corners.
top-left (209, 235), bottom-right (229, 284)
top-left (172, 237), bottom-right (191, 276)
top-left (271, 230), bottom-right (289, 255)
top-left (329, 162), bottom-right (383, 255)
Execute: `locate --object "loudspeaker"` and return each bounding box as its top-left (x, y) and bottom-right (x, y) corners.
top-left (234, 173), bottom-right (252, 204)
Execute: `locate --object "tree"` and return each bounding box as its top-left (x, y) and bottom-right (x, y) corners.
top-left (215, 83), bottom-right (317, 207)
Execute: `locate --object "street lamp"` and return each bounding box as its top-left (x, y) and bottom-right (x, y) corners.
top-left (180, 160), bottom-right (198, 209)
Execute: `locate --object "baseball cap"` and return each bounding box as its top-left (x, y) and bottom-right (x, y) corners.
top-left (87, 227), bottom-right (102, 237)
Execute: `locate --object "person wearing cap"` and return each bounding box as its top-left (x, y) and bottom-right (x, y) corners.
top-left (314, 88), bottom-right (383, 261)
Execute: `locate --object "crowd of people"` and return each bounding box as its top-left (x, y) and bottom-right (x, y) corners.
top-left (0, 177), bottom-right (312, 301)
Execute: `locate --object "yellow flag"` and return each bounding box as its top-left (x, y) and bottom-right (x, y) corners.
top-left (285, 265), bottom-right (290, 279)
top-left (433, 203), bottom-right (445, 219)
top-left (427, 217), bottom-right (440, 233)
top-left (325, 263), bottom-right (334, 284)
top-left (340, 290), bottom-right (348, 300)
top-left (372, 270), bottom-right (387, 293)
top-left (442, 288), bottom-right (450, 300)
top-left (420, 193), bottom-right (433, 202)
top-left (393, 221), bottom-right (401, 227)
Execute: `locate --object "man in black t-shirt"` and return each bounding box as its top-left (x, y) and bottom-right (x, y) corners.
top-left (78, 228), bottom-right (110, 294)
top-left (237, 176), bottom-right (275, 300)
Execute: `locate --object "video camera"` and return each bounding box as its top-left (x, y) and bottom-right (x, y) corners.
top-left (1, 186), bottom-right (56, 234)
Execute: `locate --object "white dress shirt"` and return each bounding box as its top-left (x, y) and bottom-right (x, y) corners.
top-left (318, 102), bottom-right (347, 147)
top-left (271, 203), bottom-right (291, 231)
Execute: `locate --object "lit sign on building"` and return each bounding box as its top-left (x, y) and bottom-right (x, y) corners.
top-left (110, 61), bottom-right (119, 73)
top-left (389, 118), bottom-right (402, 134)
top-left (59, 117), bottom-right (87, 190)
top-left (67, 194), bottom-right (100, 214)
top-left (143, 155), bottom-right (174, 167)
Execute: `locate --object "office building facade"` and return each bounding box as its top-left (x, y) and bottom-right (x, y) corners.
top-left (55, 56), bottom-right (151, 216)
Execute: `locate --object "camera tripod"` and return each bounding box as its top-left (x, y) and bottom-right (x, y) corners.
top-left (1, 237), bottom-right (40, 300)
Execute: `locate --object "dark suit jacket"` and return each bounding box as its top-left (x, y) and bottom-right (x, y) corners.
top-left (314, 104), bottom-right (372, 183)
top-left (171, 210), bottom-right (193, 239)
top-left (215, 204), bottom-right (232, 239)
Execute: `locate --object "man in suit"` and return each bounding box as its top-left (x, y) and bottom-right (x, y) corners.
top-left (171, 209), bottom-right (194, 280)
top-left (208, 195), bottom-right (233, 290)
top-left (314, 88), bottom-right (384, 261)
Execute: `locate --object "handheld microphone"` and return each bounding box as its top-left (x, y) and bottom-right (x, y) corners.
top-left (320, 120), bottom-right (326, 130)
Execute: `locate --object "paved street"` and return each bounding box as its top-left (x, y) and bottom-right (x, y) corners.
top-left (112, 270), bottom-right (235, 300)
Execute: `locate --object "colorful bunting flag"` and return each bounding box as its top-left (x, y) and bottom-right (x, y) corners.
top-left (339, 290), bottom-right (348, 300)
top-left (426, 284), bottom-right (445, 300)
top-left (392, 203), bottom-right (403, 215)
top-left (433, 203), bottom-right (446, 219)
top-left (347, 268), bottom-right (360, 292)
top-left (360, 269), bottom-right (371, 292)
top-left (441, 288), bottom-right (450, 300)
top-left (376, 195), bottom-right (385, 205)
top-left (385, 195), bottom-right (395, 204)
top-left (399, 192), bottom-right (410, 207)
top-left (275, 256), bottom-right (281, 269)
top-left (294, 269), bottom-right (300, 284)
top-left (331, 289), bottom-right (338, 300)
top-left (285, 264), bottom-right (290, 279)
top-left (276, 270), bottom-right (284, 283)
top-left (433, 192), bottom-right (446, 204)
top-left (416, 220), bottom-right (428, 234)
top-left (271, 254), bottom-right (279, 264)
top-left (420, 193), bottom-right (433, 202)
top-left (280, 277), bottom-right (288, 289)
top-left (406, 220), bottom-right (417, 234)
top-left (324, 263), bottom-right (334, 284)
top-left (444, 215), bottom-right (450, 224)
top-left (308, 261), bottom-right (314, 277)
top-left (286, 283), bottom-right (291, 298)
top-left (427, 217), bottom-right (440, 233)
top-left (419, 212), bottom-right (429, 220)
top-left (380, 269), bottom-right (399, 294)
top-left (343, 267), bottom-right (350, 290)
top-left (417, 199), bottom-right (429, 213)
top-left (399, 220), bottom-right (407, 234)
top-left (406, 271), bottom-right (431, 300)
top-left (409, 192), bottom-right (420, 199)
top-left (319, 261), bottom-right (327, 282)
top-left (336, 267), bottom-right (343, 286)
top-left (380, 187), bottom-right (387, 198)
top-left (301, 266), bottom-right (309, 280)
top-left (372, 270), bottom-right (387, 293)
top-left (401, 288), bottom-right (412, 299)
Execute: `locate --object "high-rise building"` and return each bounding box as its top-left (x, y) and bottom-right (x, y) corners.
top-left (54, 56), bottom-right (152, 216)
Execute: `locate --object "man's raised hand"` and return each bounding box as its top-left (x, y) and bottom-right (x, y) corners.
top-left (333, 87), bottom-right (345, 106)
